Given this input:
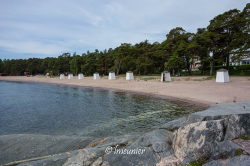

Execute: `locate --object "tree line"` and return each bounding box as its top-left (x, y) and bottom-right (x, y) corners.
top-left (0, 3), bottom-right (249, 76)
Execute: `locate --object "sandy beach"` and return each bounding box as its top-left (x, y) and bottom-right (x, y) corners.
top-left (0, 76), bottom-right (250, 106)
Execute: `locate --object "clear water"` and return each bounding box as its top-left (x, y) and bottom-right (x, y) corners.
top-left (0, 81), bottom-right (200, 137)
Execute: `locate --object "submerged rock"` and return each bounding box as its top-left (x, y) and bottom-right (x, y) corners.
top-left (0, 134), bottom-right (96, 165)
top-left (1, 134), bottom-right (138, 166)
top-left (159, 117), bottom-right (187, 131)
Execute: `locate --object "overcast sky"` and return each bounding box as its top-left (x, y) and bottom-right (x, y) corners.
top-left (0, 0), bottom-right (248, 59)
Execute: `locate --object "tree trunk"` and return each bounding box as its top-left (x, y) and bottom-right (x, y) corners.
top-left (201, 62), bottom-right (204, 75)
top-left (116, 67), bottom-right (120, 75)
top-left (188, 67), bottom-right (191, 75)
top-left (226, 54), bottom-right (230, 70)
top-left (210, 61), bottom-right (213, 76)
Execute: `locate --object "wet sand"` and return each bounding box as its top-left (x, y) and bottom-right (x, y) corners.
top-left (1, 76), bottom-right (250, 106)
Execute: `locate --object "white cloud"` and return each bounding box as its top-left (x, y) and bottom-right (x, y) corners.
top-left (0, 0), bottom-right (247, 59)
top-left (0, 40), bottom-right (68, 55)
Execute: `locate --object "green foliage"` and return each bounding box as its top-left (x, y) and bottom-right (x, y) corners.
top-left (235, 149), bottom-right (244, 156)
top-left (186, 160), bottom-right (208, 166)
top-left (70, 55), bottom-right (81, 75)
top-left (210, 65), bottom-right (250, 76)
top-left (184, 77), bottom-right (191, 81)
top-left (140, 77), bottom-right (156, 81)
top-left (0, 59), bottom-right (3, 73)
top-left (238, 64), bottom-right (250, 70)
top-left (239, 135), bottom-right (250, 140)
top-left (207, 7), bottom-right (248, 69)
top-left (204, 76), bottom-right (214, 80)
top-left (166, 55), bottom-right (185, 73)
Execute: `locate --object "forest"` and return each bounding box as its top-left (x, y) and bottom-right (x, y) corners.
top-left (0, 3), bottom-right (249, 76)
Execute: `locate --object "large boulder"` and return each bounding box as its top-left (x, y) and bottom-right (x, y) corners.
top-left (103, 129), bottom-right (173, 166)
top-left (161, 102), bottom-right (250, 131)
top-left (203, 155), bottom-right (250, 166)
top-left (167, 102), bottom-right (250, 165)
top-left (172, 120), bottom-right (230, 164)
top-left (187, 102), bottom-right (250, 123)
top-left (224, 114), bottom-right (250, 140)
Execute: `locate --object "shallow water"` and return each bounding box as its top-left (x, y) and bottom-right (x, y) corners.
top-left (0, 81), bottom-right (200, 137)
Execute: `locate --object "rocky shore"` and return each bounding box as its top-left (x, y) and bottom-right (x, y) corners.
top-left (1, 102), bottom-right (250, 166)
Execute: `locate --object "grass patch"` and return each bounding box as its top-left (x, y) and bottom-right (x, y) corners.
top-left (140, 77), bottom-right (156, 81)
top-left (181, 76), bottom-right (215, 82)
top-left (184, 77), bottom-right (191, 81)
top-left (239, 135), bottom-right (250, 140)
top-left (193, 79), bottom-right (204, 81)
top-left (235, 149), bottom-right (244, 156)
top-left (167, 140), bottom-right (173, 146)
top-left (186, 160), bottom-right (208, 166)
top-left (204, 76), bottom-right (214, 80)
top-left (193, 76), bottom-right (214, 81)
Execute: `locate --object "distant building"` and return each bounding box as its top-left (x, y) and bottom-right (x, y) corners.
top-left (230, 55), bottom-right (250, 66)
top-left (190, 56), bottom-right (201, 71)
top-left (229, 49), bottom-right (250, 66)
top-left (239, 57), bottom-right (250, 65)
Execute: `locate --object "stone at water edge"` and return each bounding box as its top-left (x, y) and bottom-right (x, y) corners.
top-left (159, 117), bottom-right (187, 131)
top-left (0, 134), bottom-right (95, 165)
top-left (103, 129), bottom-right (174, 166)
top-left (172, 119), bottom-right (226, 164)
top-left (168, 102), bottom-right (250, 165)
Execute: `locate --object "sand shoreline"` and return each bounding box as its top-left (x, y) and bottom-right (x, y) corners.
top-left (1, 76), bottom-right (250, 107)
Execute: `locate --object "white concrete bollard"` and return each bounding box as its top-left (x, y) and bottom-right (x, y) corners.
top-left (108, 72), bottom-right (116, 80)
top-left (59, 74), bottom-right (65, 80)
top-left (126, 71), bottom-right (134, 80)
top-left (93, 73), bottom-right (100, 80)
top-left (161, 72), bottom-right (171, 82)
top-left (216, 69), bottom-right (230, 83)
top-left (68, 74), bottom-right (73, 79)
top-left (78, 73), bottom-right (84, 79)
